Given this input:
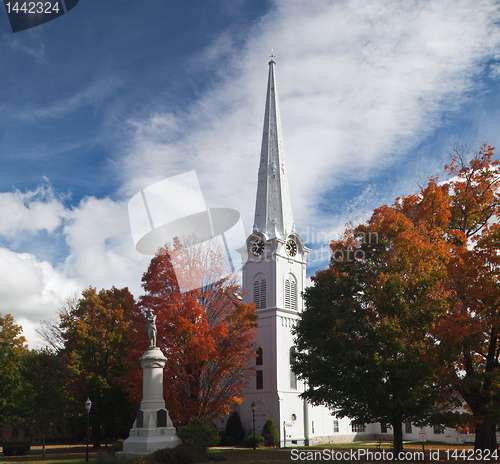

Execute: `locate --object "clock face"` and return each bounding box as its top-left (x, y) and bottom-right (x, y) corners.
top-left (286, 239), bottom-right (297, 257)
top-left (252, 239), bottom-right (265, 256)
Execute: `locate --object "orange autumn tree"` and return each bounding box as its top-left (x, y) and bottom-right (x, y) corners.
top-left (293, 205), bottom-right (453, 457)
top-left (140, 237), bottom-right (257, 426)
top-left (59, 287), bottom-right (139, 447)
top-left (397, 143), bottom-right (500, 451)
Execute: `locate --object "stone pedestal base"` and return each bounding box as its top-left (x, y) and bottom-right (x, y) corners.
top-left (119, 429), bottom-right (181, 456)
top-left (117, 348), bottom-right (181, 457)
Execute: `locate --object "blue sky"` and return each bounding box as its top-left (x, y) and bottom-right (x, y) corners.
top-left (1, 0), bottom-right (500, 346)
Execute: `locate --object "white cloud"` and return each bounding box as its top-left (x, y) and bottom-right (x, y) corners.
top-left (5, 0), bottom-right (500, 347)
top-left (11, 78), bottom-right (124, 122)
top-left (0, 184), bottom-right (150, 347)
top-left (0, 247), bottom-right (81, 347)
top-left (0, 181), bottom-right (66, 237)
top-left (62, 195), bottom-right (150, 293)
top-left (7, 37), bottom-right (46, 65)
top-left (118, 0), bottom-right (500, 242)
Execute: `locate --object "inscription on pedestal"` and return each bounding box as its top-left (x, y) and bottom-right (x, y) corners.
top-left (157, 409), bottom-right (167, 428)
top-left (137, 410), bottom-right (144, 428)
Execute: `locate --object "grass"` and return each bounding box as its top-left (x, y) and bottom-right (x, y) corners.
top-left (0, 444), bottom-right (99, 464)
top-left (0, 441), bottom-right (487, 463)
top-left (0, 452), bottom-right (97, 464)
top-left (207, 442), bottom-right (476, 463)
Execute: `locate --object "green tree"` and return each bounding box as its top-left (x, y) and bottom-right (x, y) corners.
top-left (17, 349), bottom-right (66, 457)
top-left (0, 314), bottom-right (27, 422)
top-left (293, 205), bottom-right (454, 456)
top-left (60, 286), bottom-right (140, 447)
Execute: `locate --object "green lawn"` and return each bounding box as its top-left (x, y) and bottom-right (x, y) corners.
top-left (0, 445), bottom-right (99, 464)
top-left (0, 452), bottom-right (97, 464)
top-left (0, 441), bottom-right (485, 463)
top-left (208, 442), bottom-right (477, 463)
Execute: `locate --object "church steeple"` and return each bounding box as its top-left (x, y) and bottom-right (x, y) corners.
top-left (253, 59), bottom-right (294, 239)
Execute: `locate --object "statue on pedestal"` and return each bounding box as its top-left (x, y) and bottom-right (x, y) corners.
top-left (145, 309), bottom-right (157, 349)
top-left (119, 307), bottom-right (180, 456)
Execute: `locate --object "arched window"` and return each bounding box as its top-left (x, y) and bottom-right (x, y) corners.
top-left (253, 276), bottom-right (266, 309)
top-left (256, 347), bottom-right (263, 366)
top-left (256, 370), bottom-right (263, 390)
top-left (285, 274), bottom-right (297, 310)
top-left (290, 347), bottom-right (297, 390)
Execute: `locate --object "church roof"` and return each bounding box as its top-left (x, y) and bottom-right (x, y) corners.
top-left (253, 59), bottom-right (295, 239)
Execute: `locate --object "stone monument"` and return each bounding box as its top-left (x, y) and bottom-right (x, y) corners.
top-left (119, 309), bottom-right (181, 456)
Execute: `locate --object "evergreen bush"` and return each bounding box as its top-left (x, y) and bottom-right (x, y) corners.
top-left (243, 435), bottom-right (264, 448)
top-left (225, 411), bottom-right (244, 444)
top-left (262, 418), bottom-right (279, 447)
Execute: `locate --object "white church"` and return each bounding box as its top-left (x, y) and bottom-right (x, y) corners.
top-left (223, 59), bottom-right (476, 447)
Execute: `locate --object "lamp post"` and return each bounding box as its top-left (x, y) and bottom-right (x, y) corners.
top-left (251, 401), bottom-right (256, 450)
top-left (85, 398), bottom-right (92, 462)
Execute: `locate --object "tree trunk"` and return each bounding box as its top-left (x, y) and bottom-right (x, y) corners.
top-left (92, 424), bottom-right (101, 449)
top-left (42, 436), bottom-right (45, 458)
top-left (475, 421), bottom-right (498, 451)
top-left (392, 421), bottom-right (404, 460)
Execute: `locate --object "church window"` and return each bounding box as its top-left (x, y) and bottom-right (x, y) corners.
top-left (405, 421), bottom-right (412, 434)
top-left (253, 277), bottom-right (266, 309)
top-left (284, 274), bottom-right (297, 310)
top-left (433, 425), bottom-right (444, 434)
top-left (381, 423), bottom-right (387, 433)
top-left (256, 370), bottom-right (263, 390)
top-left (333, 420), bottom-right (339, 433)
top-left (256, 347), bottom-right (263, 366)
top-left (351, 422), bottom-right (365, 433)
top-left (290, 347), bottom-right (297, 390)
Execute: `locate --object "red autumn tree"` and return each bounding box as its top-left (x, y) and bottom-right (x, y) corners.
top-left (140, 238), bottom-right (257, 426)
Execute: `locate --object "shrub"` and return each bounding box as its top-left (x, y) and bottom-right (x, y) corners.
top-left (262, 418), bottom-right (279, 447)
top-left (150, 443), bottom-right (198, 464)
top-left (243, 435), bottom-right (264, 448)
top-left (219, 434), bottom-right (236, 446)
top-left (134, 453), bottom-right (152, 464)
top-left (2, 443), bottom-right (31, 456)
top-left (111, 441), bottom-right (124, 454)
top-left (225, 411), bottom-right (244, 444)
top-left (177, 417), bottom-right (220, 459)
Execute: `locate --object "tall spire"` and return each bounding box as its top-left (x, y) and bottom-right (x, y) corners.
top-left (253, 59), bottom-right (294, 239)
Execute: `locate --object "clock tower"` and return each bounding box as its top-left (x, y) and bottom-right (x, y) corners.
top-left (239, 58), bottom-right (311, 446)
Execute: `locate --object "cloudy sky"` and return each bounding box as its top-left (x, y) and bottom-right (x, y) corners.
top-left (2, 0), bottom-right (500, 347)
